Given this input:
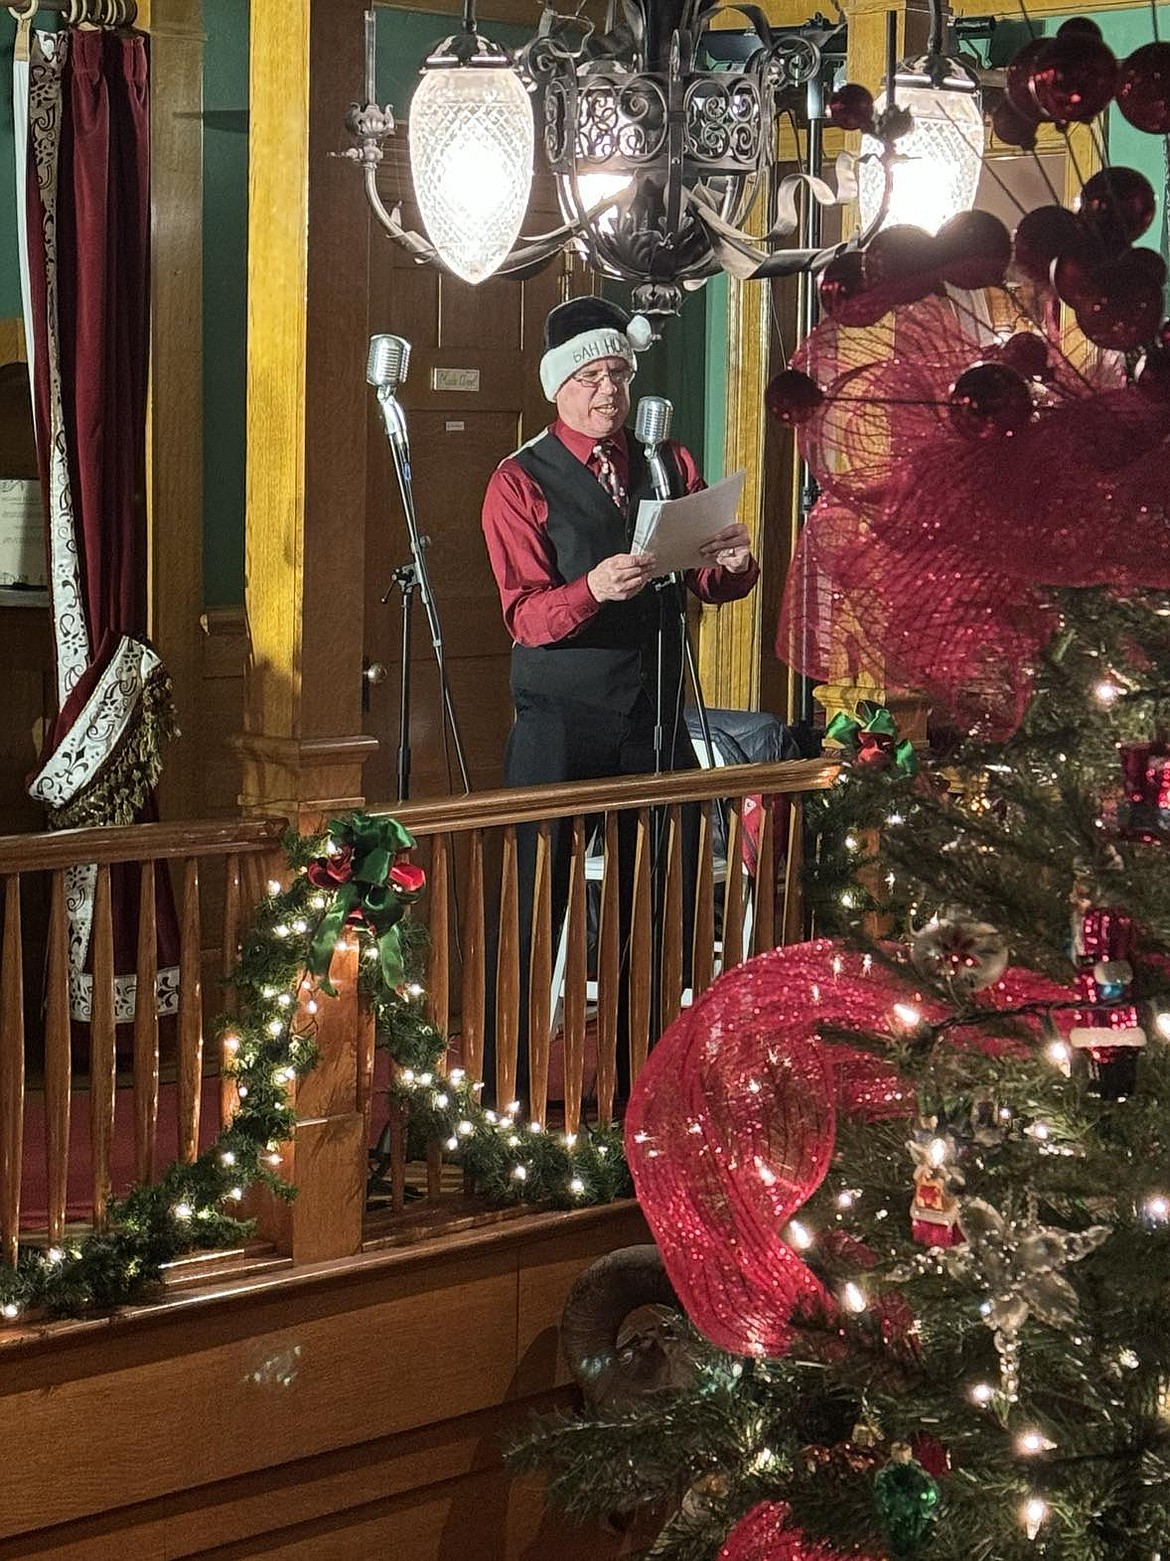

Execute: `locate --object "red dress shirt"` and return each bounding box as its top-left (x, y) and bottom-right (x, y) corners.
top-left (482, 420), bottom-right (760, 647)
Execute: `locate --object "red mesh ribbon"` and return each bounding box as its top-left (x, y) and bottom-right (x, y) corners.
top-left (718, 1501), bottom-right (862, 1561)
top-left (777, 294), bottom-right (1170, 737)
top-left (626, 942), bottom-right (1073, 1357)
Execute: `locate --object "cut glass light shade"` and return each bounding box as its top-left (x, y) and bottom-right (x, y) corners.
top-left (858, 82), bottom-right (984, 235)
top-left (408, 64), bottom-right (534, 285)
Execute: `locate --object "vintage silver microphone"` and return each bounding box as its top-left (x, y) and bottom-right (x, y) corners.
top-left (635, 394), bottom-right (673, 501)
top-left (366, 331), bottom-right (470, 797)
top-left (367, 333), bottom-right (411, 457)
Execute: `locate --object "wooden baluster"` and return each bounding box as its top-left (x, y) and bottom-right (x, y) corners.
top-left (782, 797), bottom-right (805, 947)
top-left (691, 803), bottom-right (715, 1001)
top-left (628, 808), bottom-right (652, 1087)
top-left (722, 801), bottom-right (746, 971)
top-left (0, 877), bottom-right (25, 1265)
top-left (461, 830), bottom-right (485, 1086)
top-left (44, 870), bottom-right (71, 1246)
top-left (90, 865), bottom-right (117, 1231)
top-left (495, 825), bottom-right (520, 1114)
top-left (563, 816), bottom-right (587, 1131)
top-left (755, 796), bottom-right (776, 954)
top-left (594, 813), bottom-right (620, 1125)
top-left (426, 832), bottom-right (450, 1043)
top-left (176, 858), bottom-right (203, 1164)
top-left (220, 854), bottom-right (242, 1128)
top-left (660, 805), bottom-right (683, 1034)
top-left (527, 822), bottom-right (552, 1128)
top-left (132, 860), bottom-right (160, 1185)
top-left (388, 1093), bottom-right (408, 1213)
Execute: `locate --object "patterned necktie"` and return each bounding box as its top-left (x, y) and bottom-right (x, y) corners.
top-left (591, 440), bottom-right (628, 516)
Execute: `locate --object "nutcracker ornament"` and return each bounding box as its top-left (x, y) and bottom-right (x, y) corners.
top-left (908, 1133), bottom-right (964, 1248)
top-left (1069, 905), bottom-right (1147, 1099)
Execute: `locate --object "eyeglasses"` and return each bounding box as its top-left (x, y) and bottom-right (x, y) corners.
top-left (571, 363), bottom-right (633, 389)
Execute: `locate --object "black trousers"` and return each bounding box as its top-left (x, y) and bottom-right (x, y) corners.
top-left (485, 690), bottom-right (698, 1109)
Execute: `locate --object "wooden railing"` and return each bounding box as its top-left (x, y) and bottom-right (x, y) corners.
top-left (0, 758), bottom-right (836, 1269)
top-left (0, 819), bottom-right (287, 1259)
top-left (369, 757), bottom-right (837, 1211)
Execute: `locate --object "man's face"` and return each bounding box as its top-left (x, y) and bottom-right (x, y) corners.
top-left (554, 355), bottom-right (632, 441)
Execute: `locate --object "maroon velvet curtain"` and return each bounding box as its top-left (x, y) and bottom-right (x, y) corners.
top-left (22, 25), bottom-right (179, 1030)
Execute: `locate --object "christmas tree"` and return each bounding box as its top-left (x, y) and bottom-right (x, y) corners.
top-left (510, 23), bottom-right (1170, 1555)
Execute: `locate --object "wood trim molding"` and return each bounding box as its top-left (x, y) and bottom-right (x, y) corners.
top-left (0, 319), bottom-right (27, 366)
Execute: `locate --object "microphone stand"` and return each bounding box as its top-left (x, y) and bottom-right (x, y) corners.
top-left (376, 390), bottom-right (471, 801)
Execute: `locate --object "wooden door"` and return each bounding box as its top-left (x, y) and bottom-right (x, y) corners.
top-left (363, 146), bottom-right (591, 802)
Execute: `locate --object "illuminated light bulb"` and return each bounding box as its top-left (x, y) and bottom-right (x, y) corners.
top-left (306, 999), bottom-right (318, 1015)
top-left (324, 838), bottom-right (340, 856)
top-left (274, 924), bottom-right (290, 939)
top-left (267, 1019), bottom-right (284, 1037)
top-left (446, 1136), bottom-right (459, 1152)
top-left (787, 1220), bottom-right (814, 1250)
top-left (757, 1159), bottom-right (778, 1188)
top-left (420, 1073), bottom-right (434, 1087)
top-left (1026, 1121), bottom-right (1051, 1141)
top-left (1145, 1195), bottom-right (1170, 1222)
top-left (267, 879), bottom-right (282, 896)
top-left (888, 812), bottom-right (904, 826)
top-left (363, 945), bottom-right (379, 961)
top-left (1, 1302), bottom-right (19, 1320)
top-left (1017, 1429), bottom-right (1056, 1455)
top-left (228, 1186), bottom-right (244, 1202)
top-left (886, 871), bottom-right (896, 889)
top-left (842, 1281), bottom-right (867, 1313)
top-left (223, 1034), bottom-right (240, 1054)
top-left (407, 981), bottom-right (424, 998)
top-left (173, 1202), bottom-right (193, 1221)
top-left (292, 918), bottom-right (308, 934)
top-left (507, 1135), bottom-right (521, 1148)
top-left (569, 1177), bottom-right (585, 1195)
top-left (485, 1110), bottom-right (498, 1124)
top-left (310, 894), bottom-right (327, 910)
top-left (409, 55), bottom-right (534, 284)
top-left (220, 1151), bottom-right (236, 1167)
top-left (457, 1120), bottom-right (474, 1136)
top-left (266, 1152), bottom-right (283, 1167)
top-left (563, 1132), bottom-right (577, 1148)
top-left (970, 1382), bottom-right (996, 1405)
top-left (858, 79), bottom-right (983, 234)
top-left (747, 1077), bottom-right (762, 1093)
top-left (836, 1190), bottom-right (856, 1210)
top-left (1094, 679), bottom-right (1121, 705)
top-left (262, 986), bottom-right (277, 1000)
top-left (237, 1085), bottom-right (248, 1098)
top-left (840, 890), bottom-right (857, 909)
top-left (750, 1445), bottom-right (779, 1472)
top-left (1156, 1012), bottom-right (1170, 1041)
top-left (597, 1145), bottom-right (608, 1157)
top-left (892, 1002), bottom-right (923, 1032)
top-left (402, 1069), bottom-right (416, 1084)
top-left (928, 1137), bottom-right (948, 1167)
top-left (844, 833), bottom-right (860, 852)
top-left (506, 1098), bottom-right (519, 1113)
top-left (434, 1093), bottom-right (449, 1109)
top-left (528, 1121), bottom-right (543, 1134)
top-left (1022, 1496), bottom-right (1048, 1540)
top-left (1047, 1039), bottom-right (1071, 1074)
top-left (1118, 1348), bottom-right (1139, 1370)
top-left (511, 1164), bottom-right (528, 1181)
top-left (449, 1068), bottom-right (465, 1085)
top-left (277, 993), bottom-right (292, 1008)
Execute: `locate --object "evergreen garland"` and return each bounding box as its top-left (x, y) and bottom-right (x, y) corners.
top-left (0, 814), bottom-right (629, 1324)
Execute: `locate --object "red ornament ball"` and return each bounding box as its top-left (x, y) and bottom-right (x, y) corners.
top-left (1029, 33), bottom-right (1119, 122)
top-left (1117, 41), bottom-right (1170, 134)
top-left (765, 369), bottom-right (824, 427)
top-left (935, 210), bottom-right (1011, 290)
top-left (1053, 250), bottom-right (1100, 309)
top-left (998, 331), bottom-right (1050, 380)
top-left (991, 96), bottom-right (1038, 149)
top-left (862, 224), bottom-right (939, 294)
top-left (1058, 17), bottom-right (1102, 40)
top-left (828, 82), bottom-right (875, 132)
top-left (818, 251), bottom-right (886, 325)
top-left (1075, 254), bottom-right (1164, 351)
top-left (1012, 205), bottom-right (1084, 284)
top-left (948, 362), bottom-right (1034, 440)
top-left (1005, 37), bottom-right (1049, 119)
top-left (1078, 166), bottom-right (1157, 248)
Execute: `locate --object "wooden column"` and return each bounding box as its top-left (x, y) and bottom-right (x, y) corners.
top-left (239, 0), bottom-right (377, 1259)
top-left (238, 0), bottom-right (378, 826)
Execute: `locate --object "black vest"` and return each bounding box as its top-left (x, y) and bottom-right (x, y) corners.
top-left (510, 431), bottom-right (684, 715)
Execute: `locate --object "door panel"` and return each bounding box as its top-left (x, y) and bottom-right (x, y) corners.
top-left (363, 145), bottom-right (590, 801)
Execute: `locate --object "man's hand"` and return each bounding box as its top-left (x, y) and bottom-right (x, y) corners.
top-left (699, 522), bottom-right (752, 574)
top-left (587, 552), bottom-right (657, 602)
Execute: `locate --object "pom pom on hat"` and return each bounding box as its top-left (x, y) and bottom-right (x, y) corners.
top-left (540, 297), bottom-right (655, 399)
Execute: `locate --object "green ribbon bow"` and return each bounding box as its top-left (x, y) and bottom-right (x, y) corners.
top-left (824, 700), bottom-right (917, 777)
top-left (307, 813), bottom-right (420, 996)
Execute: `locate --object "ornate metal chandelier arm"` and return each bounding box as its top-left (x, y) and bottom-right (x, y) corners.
top-left (491, 220), bottom-right (591, 275)
top-left (362, 166), bottom-right (441, 262)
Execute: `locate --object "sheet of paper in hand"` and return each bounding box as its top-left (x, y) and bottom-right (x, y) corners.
top-left (631, 469), bottom-right (746, 575)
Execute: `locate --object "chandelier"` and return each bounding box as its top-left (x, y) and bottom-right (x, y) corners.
top-left (344, 0), bottom-right (984, 319)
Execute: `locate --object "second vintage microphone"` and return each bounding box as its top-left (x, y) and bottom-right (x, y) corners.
top-left (635, 395), bottom-right (673, 501)
top-left (367, 333), bottom-right (411, 457)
